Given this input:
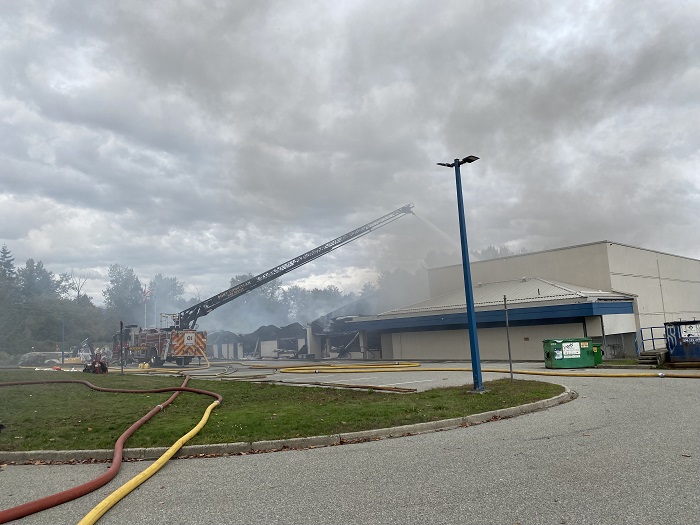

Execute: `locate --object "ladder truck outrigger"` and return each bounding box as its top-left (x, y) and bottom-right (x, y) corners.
top-left (114, 204), bottom-right (414, 367)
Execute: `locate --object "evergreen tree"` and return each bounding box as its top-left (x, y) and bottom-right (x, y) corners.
top-left (18, 259), bottom-right (64, 298)
top-left (0, 245), bottom-right (115, 359)
top-left (0, 245), bottom-right (20, 355)
top-left (0, 244), bottom-right (16, 282)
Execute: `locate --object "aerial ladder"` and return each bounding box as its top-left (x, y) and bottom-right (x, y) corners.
top-left (174, 203), bottom-right (414, 330)
top-left (115, 204), bottom-right (413, 366)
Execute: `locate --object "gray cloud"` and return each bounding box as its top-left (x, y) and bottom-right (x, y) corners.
top-left (1, 0), bottom-right (698, 308)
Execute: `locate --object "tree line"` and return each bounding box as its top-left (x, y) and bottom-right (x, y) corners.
top-left (0, 242), bottom-right (520, 363)
top-left (0, 244), bottom-right (426, 363)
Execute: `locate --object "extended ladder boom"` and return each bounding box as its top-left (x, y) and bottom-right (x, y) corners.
top-left (175, 204), bottom-right (414, 329)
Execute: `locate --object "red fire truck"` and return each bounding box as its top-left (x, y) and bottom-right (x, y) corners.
top-left (114, 323), bottom-right (206, 367)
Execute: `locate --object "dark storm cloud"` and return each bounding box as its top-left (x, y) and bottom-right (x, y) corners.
top-left (0, 0), bottom-right (698, 305)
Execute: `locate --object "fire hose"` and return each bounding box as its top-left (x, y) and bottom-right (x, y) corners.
top-left (0, 378), bottom-right (222, 524)
top-left (78, 398), bottom-right (220, 525)
top-left (275, 362), bottom-right (700, 378)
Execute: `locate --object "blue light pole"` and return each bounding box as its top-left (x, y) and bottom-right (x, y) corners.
top-left (437, 155), bottom-right (484, 391)
top-left (61, 319), bottom-right (65, 365)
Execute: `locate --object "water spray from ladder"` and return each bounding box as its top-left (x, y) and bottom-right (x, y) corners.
top-left (412, 213), bottom-right (461, 249)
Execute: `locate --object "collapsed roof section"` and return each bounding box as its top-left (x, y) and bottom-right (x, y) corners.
top-left (207, 322), bottom-right (307, 344)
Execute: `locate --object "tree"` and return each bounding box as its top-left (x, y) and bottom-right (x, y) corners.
top-left (148, 274), bottom-right (184, 306)
top-left (103, 264), bottom-right (143, 324)
top-left (64, 270), bottom-right (91, 301)
top-left (0, 245), bottom-right (116, 359)
top-left (17, 259), bottom-right (65, 298)
top-left (0, 245), bottom-right (20, 355)
top-left (74, 293), bottom-right (95, 307)
top-left (470, 245), bottom-right (528, 261)
top-left (146, 274), bottom-right (185, 326)
top-left (360, 281), bottom-right (377, 296)
top-left (59, 296), bottom-right (115, 348)
top-left (229, 274), bottom-right (283, 304)
top-left (0, 244), bottom-right (16, 283)
top-left (283, 284), bottom-right (358, 324)
top-left (199, 274), bottom-right (288, 332)
top-left (283, 285), bottom-right (311, 322)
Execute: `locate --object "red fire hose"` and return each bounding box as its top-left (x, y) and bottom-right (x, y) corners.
top-left (0, 378), bottom-right (223, 524)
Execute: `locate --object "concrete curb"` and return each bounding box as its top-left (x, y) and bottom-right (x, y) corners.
top-left (596, 364), bottom-right (656, 369)
top-left (0, 386), bottom-right (577, 463)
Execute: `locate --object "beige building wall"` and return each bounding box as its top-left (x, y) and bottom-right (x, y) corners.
top-left (599, 314), bottom-right (637, 335)
top-left (585, 316), bottom-right (603, 337)
top-left (371, 242), bottom-right (700, 361)
top-left (607, 243), bottom-right (700, 328)
top-left (428, 242), bottom-right (700, 332)
top-left (219, 342), bottom-right (243, 359)
top-left (388, 323), bottom-right (586, 361)
top-left (260, 340), bottom-right (278, 358)
top-left (307, 325), bottom-right (324, 358)
top-left (611, 273), bottom-right (665, 327)
top-left (429, 242), bottom-right (612, 297)
top-left (380, 333), bottom-right (394, 360)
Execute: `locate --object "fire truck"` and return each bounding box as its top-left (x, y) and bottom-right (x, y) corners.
top-left (114, 204), bottom-right (414, 367)
top-left (114, 322), bottom-right (206, 367)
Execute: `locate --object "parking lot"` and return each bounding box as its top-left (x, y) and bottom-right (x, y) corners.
top-left (182, 358), bottom-right (699, 392)
top-left (3, 362), bottom-right (700, 524)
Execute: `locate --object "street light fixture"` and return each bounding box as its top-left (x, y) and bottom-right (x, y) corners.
top-left (437, 155), bottom-right (484, 392)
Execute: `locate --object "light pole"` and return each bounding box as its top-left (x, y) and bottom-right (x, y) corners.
top-left (437, 155), bottom-right (484, 391)
top-left (61, 319), bottom-right (65, 365)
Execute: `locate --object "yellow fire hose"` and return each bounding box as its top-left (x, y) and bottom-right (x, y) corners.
top-left (252, 362), bottom-right (421, 371)
top-left (277, 362), bottom-right (700, 379)
top-left (77, 399), bottom-right (220, 525)
top-left (123, 351), bottom-right (213, 374)
top-left (23, 352), bottom-right (215, 375)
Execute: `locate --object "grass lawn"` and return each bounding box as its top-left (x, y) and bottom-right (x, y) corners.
top-left (0, 370), bottom-right (563, 452)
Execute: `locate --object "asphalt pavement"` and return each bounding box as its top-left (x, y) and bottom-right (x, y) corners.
top-left (1, 362), bottom-right (699, 524)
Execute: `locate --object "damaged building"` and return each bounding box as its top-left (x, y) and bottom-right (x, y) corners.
top-left (207, 323), bottom-right (308, 359)
top-left (311, 241), bottom-right (700, 361)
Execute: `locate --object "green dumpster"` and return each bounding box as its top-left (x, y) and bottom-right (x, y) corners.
top-left (592, 343), bottom-right (603, 365)
top-left (543, 338), bottom-right (595, 369)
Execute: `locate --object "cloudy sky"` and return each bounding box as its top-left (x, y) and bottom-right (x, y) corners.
top-left (1, 0), bottom-right (699, 306)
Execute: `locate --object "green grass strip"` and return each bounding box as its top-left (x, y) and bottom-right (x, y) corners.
top-left (0, 370), bottom-right (563, 451)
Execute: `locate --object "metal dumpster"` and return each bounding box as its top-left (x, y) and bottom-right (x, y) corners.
top-left (664, 320), bottom-right (700, 363)
top-left (592, 343), bottom-right (603, 365)
top-left (543, 338), bottom-right (595, 369)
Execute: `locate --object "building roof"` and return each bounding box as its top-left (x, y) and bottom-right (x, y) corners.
top-left (378, 277), bottom-right (635, 318)
top-left (347, 277), bottom-right (636, 333)
top-left (437, 240), bottom-right (700, 269)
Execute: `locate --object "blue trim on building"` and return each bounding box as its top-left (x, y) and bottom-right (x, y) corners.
top-left (348, 301), bottom-right (634, 333)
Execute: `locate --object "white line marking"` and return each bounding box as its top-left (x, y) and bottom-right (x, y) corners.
top-left (381, 379), bottom-right (434, 386)
top-left (286, 376), bottom-right (376, 383)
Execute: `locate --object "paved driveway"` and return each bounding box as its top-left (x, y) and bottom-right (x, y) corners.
top-left (2, 366), bottom-right (699, 524)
